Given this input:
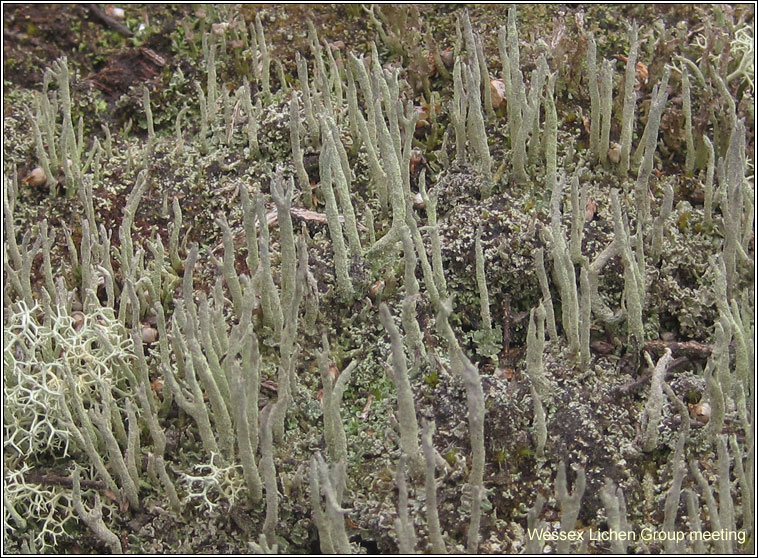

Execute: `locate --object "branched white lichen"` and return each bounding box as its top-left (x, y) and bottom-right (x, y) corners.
top-left (4, 302), bottom-right (131, 459)
top-left (179, 453), bottom-right (245, 514)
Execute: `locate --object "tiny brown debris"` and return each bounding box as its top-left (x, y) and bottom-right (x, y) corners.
top-left (328, 363), bottom-right (339, 384)
top-left (104, 5), bottom-right (125, 19)
top-left (411, 192), bottom-right (425, 210)
top-left (495, 367), bottom-right (515, 381)
top-left (88, 4), bottom-right (132, 36)
top-left (103, 489), bottom-right (119, 502)
top-left (439, 47), bottom-right (454, 69)
top-left (414, 102), bottom-right (440, 136)
top-left (590, 340), bottom-right (614, 355)
top-left (410, 147), bottom-right (426, 177)
top-left (151, 378), bottom-right (164, 399)
top-left (260, 379), bottom-right (278, 393)
top-left (22, 167), bottom-right (47, 189)
top-left (615, 55), bottom-right (648, 87)
top-left (264, 207), bottom-right (366, 231)
top-left (360, 393), bottom-right (374, 420)
top-left (266, 209), bottom-right (278, 227)
top-left (289, 208), bottom-right (327, 226)
top-left (607, 142), bottom-right (621, 164)
top-left (580, 109), bottom-right (591, 136)
top-left (139, 48), bottom-right (166, 68)
top-left (689, 401), bottom-right (711, 426)
top-left (72, 311), bottom-right (86, 332)
top-left (636, 61), bottom-right (649, 85)
top-left (585, 197), bottom-right (597, 222)
top-left (490, 79), bottom-right (506, 109)
top-left (141, 325), bottom-right (159, 344)
top-left (369, 280), bottom-right (385, 301)
top-left (22, 472), bottom-right (107, 492)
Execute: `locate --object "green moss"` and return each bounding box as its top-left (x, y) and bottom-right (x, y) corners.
top-left (423, 370), bottom-right (439, 389)
top-left (677, 210), bottom-right (692, 233)
top-left (685, 389), bottom-right (702, 405)
top-left (515, 446), bottom-right (534, 459)
top-left (443, 449), bottom-right (458, 468)
top-left (494, 449), bottom-right (508, 469)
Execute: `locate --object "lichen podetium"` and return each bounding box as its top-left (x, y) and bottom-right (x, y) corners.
top-left (2, 4), bottom-right (754, 554)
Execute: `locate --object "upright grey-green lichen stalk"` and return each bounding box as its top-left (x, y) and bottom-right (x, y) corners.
top-left (641, 348), bottom-right (672, 452)
top-left (421, 419), bottom-right (446, 554)
top-left (435, 299), bottom-right (485, 551)
top-left (379, 304), bottom-right (420, 465)
top-left (618, 21), bottom-right (639, 176)
top-left (318, 123), bottom-right (353, 299)
top-left (525, 305), bottom-right (548, 456)
top-left (611, 189), bottom-right (645, 354)
top-left (555, 461), bottom-right (586, 554)
top-left (318, 334), bottom-right (357, 464)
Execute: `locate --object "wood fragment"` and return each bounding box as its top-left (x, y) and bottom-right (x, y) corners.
top-left (88, 5), bottom-right (133, 37)
top-left (22, 472), bottom-right (108, 491)
top-left (614, 356), bottom-right (689, 396)
top-left (643, 340), bottom-right (713, 359)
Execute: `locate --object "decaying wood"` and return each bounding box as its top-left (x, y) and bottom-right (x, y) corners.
top-left (22, 472), bottom-right (108, 491)
top-left (643, 339), bottom-right (713, 359)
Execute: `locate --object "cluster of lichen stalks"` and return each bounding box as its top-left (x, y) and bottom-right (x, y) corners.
top-left (3, 6), bottom-right (754, 554)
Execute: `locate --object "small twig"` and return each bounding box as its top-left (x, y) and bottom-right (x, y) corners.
top-left (643, 340), bottom-right (713, 360)
top-left (614, 355), bottom-right (689, 396)
top-left (23, 472), bottom-right (108, 491)
top-left (502, 294), bottom-right (512, 354)
top-left (212, 206), bottom-right (364, 255)
top-left (87, 4), bottom-right (133, 37)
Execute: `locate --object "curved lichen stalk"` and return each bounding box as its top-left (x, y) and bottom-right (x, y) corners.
top-left (379, 303), bottom-right (421, 466)
top-left (435, 299), bottom-right (485, 551)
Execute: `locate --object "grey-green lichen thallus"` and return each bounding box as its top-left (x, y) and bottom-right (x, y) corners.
top-left (3, 4), bottom-right (753, 554)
